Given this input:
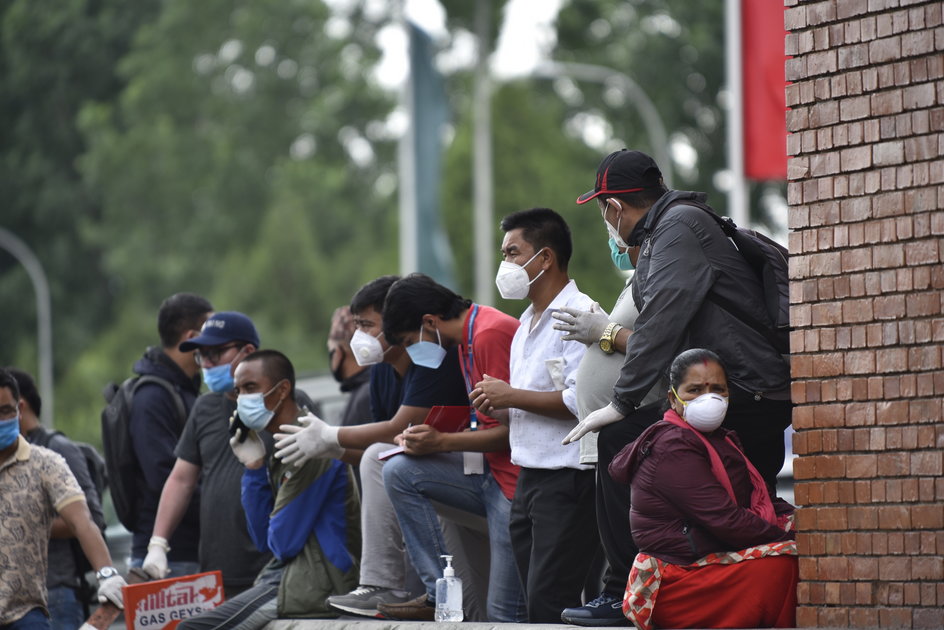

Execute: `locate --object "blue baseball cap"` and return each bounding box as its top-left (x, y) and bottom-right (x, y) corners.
top-left (179, 311), bottom-right (260, 351)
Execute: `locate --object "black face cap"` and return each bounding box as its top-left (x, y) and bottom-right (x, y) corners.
top-left (576, 149), bottom-right (664, 205)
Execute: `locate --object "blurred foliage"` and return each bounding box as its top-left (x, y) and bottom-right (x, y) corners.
top-left (0, 0), bottom-right (779, 446)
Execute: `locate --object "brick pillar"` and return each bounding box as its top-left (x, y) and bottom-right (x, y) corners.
top-left (785, 1), bottom-right (944, 627)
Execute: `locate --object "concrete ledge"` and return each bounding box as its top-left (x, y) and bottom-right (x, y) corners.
top-left (268, 619), bottom-right (605, 630)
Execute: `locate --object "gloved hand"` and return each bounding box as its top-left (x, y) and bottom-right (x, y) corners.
top-left (142, 536), bottom-right (170, 579)
top-left (562, 403), bottom-right (625, 445)
top-left (552, 302), bottom-right (611, 346)
top-left (229, 428), bottom-right (266, 469)
top-left (98, 574), bottom-right (127, 609)
top-left (274, 413), bottom-right (343, 466)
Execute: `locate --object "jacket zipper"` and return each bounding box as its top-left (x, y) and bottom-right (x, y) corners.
top-left (682, 523), bottom-right (697, 557)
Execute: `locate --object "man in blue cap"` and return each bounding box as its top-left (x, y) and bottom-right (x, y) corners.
top-left (143, 311), bottom-right (314, 597)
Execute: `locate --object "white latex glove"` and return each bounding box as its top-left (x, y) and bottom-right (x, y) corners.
top-left (229, 428), bottom-right (266, 468)
top-left (274, 413), bottom-right (342, 466)
top-left (562, 403), bottom-right (625, 445)
top-left (98, 574), bottom-right (127, 609)
top-left (552, 302), bottom-right (611, 346)
top-left (142, 536), bottom-right (170, 579)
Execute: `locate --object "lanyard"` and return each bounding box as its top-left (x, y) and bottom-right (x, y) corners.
top-left (461, 304), bottom-right (480, 431)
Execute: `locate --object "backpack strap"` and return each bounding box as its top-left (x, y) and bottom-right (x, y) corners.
top-left (648, 197), bottom-right (789, 355)
top-left (131, 375), bottom-right (188, 430)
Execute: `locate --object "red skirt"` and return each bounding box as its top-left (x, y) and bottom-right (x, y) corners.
top-left (651, 554), bottom-right (798, 629)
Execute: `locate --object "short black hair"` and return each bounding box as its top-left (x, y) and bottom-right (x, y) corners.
top-left (5, 368), bottom-right (39, 416)
top-left (382, 274), bottom-right (471, 345)
top-left (0, 368), bottom-right (20, 403)
top-left (158, 293), bottom-right (213, 348)
top-left (499, 207), bottom-right (573, 270)
top-left (242, 349), bottom-right (295, 398)
top-left (668, 348), bottom-right (727, 391)
top-left (350, 275), bottom-right (400, 316)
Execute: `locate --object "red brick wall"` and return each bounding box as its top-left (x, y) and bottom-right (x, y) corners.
top-left (785, 0), bottom-right (944, 627)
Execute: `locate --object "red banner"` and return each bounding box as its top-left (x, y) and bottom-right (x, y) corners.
top-left (742, 0), bottom-right (788, 180)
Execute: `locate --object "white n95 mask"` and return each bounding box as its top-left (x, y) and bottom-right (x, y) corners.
top-left (350, 329), bottom-right (385, 366)
top-left (495, 249), bottom-right (545, 300)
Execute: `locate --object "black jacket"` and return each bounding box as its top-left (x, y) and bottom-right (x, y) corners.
top-left (612, 190), bottom-right (790, 413)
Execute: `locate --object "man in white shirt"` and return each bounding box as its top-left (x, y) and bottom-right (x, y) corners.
top-left (470, 207), bottom-right (597, 624)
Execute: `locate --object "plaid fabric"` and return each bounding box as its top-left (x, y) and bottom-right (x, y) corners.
top-left (622, 516), bottom-right (796, 630)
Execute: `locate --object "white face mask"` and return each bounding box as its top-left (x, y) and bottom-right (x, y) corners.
top-left (673, 390), bottom-right (729, 432)
top-left (495, 248), bottom-right (545, 300)
top-left (350, 329), bottom-right (386, 366)
top-left (602, 202), bottom-right (630, 250)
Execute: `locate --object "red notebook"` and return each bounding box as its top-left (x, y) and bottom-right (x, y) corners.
top-left (378, 406), bottom-right (471, 460)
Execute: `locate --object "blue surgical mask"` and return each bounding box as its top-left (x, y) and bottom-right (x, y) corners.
top-left (236, 381), bottom-right (285, 431)
top-left (202, 364), bottom-right (235, 393)
top-left (609, 237), bottom-right (634, 271)
top-left (0, 414), bottom-right (20, 449)
top-left (406, 326), bottom-right (447, 369)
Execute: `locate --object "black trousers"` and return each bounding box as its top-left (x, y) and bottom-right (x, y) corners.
top-left (509, 467), bottom-right (598, 623)
top-left (596, 389), bottom-right (793, 596)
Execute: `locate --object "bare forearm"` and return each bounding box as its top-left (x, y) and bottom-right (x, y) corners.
top-left (152, 464), bottom-right (199, 539)
top-left (338, 406), bottom-right (429, 449)
top-left (50, 516), bottom-right (73, 539)
top-left (60, 501), bottom-right (113, 571)
top-left (508, 389), bottom-right (574, 420)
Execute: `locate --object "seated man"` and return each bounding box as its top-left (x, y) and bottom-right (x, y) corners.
top-left (609, 349), bottom-right (797, 630)
top-left (377, 273), bottom-right (526, 623)
top-left (0, 368), bottom-right (125, 630)
top-left (274, 276), bottom-right (490, 620)
top-left (177, 350), bottom-right (360, 630)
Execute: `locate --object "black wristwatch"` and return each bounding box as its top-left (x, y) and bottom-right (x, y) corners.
top-left (96, 566), bottom-right (120, 581)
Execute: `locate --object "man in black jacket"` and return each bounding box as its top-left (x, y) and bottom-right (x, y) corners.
top-left (556, 149), bottom-right (792, 626)
top-left (128, 293), bottom-right (213, 574)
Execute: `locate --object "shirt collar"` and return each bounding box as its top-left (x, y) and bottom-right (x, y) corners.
top-left (520, 279), bottom-right (579, 324)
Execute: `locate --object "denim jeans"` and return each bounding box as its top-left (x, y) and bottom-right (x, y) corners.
top-left (46, 587), bottom-right (84, 630)
top-left (383, 451), bottom-right (527, 622)
top-left (2, 608), bottom-right (50, 630)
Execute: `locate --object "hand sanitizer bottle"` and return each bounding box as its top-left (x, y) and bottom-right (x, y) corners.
top-left (435, 554), bottom-right (463, 622)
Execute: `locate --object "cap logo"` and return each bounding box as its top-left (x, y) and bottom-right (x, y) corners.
top-left (203, 319), bottom-right (226, 330)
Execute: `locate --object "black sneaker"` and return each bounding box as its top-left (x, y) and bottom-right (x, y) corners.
top-left (560, 593), bottom-right (628, 627)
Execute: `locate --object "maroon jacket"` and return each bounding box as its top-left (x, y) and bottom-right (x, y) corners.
top-left (609, 413), bottom-right (793, 565)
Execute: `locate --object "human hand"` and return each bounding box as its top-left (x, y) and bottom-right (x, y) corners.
top-left (561, 403), bottom-right (625, 445)
top-left (142, 536), bottom-right (170, 579)
top-left (470, 375), bottom-right (515, 415)
top-left (274, 413), bottom-right (342, 466)
top-left (399, 424), bottom-right (444, 456)
top-left (97, 574), bottom-right (127, 609)
top-left (229, 428), bottom-right (266, 469)
top-left (551, 302), bottom-right (611, 346)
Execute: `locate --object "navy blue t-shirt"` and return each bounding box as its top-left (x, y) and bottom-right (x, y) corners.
top-left (369, 346), bottom-right (469, 421)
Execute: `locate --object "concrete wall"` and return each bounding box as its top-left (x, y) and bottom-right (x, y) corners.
top-left (784, 0), bottom-right (944, 627)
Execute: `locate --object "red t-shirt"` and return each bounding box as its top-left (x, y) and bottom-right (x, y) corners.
top-left (458, 304), bottom-right (521, 499)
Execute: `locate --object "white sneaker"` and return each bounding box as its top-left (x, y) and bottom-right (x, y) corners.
top-left (326, 585), bottom-right (412, 617)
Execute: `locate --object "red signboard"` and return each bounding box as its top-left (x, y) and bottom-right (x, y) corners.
top-left (123, 571), bottom-right (224, 630)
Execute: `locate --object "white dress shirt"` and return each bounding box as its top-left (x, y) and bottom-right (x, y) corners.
top-left (508, 279), bottom-right (592, 470)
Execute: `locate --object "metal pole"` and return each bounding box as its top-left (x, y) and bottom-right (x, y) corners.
top-left (472, 0), bottom-right (494, 305)
top-left (0, 227), bottom-right (54, 428)
top-left (725, 0), bottom-right (749, 226)
top-left (398, 3), bottom-right (417, 275)
top-left (532, 60), bottom-right (673, 188)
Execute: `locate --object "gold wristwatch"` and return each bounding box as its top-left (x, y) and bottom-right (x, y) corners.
top-left (599, 322), bottom-right (623, 354)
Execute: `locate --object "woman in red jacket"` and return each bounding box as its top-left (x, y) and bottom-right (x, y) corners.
top-left (609, 348), bottom-right (797, 629)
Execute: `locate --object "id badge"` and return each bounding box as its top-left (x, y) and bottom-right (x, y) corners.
top-left (463, 452), bottom-right (485, 475)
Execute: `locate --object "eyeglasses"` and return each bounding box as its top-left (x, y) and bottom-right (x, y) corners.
top-left (194, 343), bottom-right (244, 367)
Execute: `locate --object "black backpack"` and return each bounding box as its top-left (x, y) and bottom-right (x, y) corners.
top-left (660, 198), bottom-right (791, 355)
top-left (101, 375), bottom-right (186, 531)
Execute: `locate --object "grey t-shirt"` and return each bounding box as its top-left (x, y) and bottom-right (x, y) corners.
top-left (575, 278), bottom-right (665, 465)
top-left (174, 392), bottom-right (273, 591)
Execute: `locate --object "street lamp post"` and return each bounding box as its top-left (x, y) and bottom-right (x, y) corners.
top-left (0, 227), bottom-right (54, 428)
